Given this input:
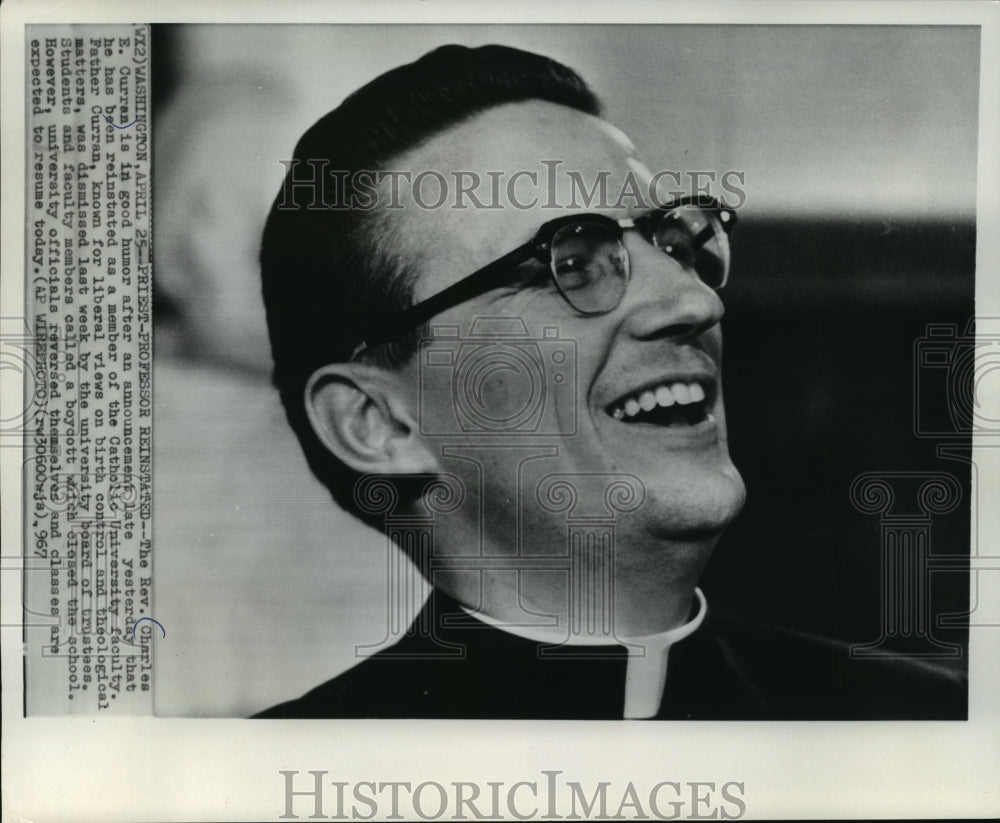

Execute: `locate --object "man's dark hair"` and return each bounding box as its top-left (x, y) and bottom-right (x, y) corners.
top-left (260, 44), bottom-right (600, 524)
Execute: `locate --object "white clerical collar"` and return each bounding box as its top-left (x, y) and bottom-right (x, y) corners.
top-left (459, 589), bottom-right (708, 719)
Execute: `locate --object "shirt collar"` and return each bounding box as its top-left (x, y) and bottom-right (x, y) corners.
top-left (458, 587), bottom-right (708, 650)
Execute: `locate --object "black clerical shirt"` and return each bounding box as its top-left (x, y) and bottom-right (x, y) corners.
top-left (256, 589), bottom-right (966, 720)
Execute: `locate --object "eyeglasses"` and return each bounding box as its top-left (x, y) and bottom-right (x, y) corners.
top-left (352, 195), bottom-right (736, 357)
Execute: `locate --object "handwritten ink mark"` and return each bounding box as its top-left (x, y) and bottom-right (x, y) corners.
top-left (132, 617), bottom-right (166, 639)
top-left (103, 114), bottom-right (138, 130)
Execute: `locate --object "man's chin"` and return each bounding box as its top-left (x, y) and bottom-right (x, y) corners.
top-left (637, 468), bottom-right (746, 541)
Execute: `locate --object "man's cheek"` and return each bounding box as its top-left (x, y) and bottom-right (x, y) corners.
top-left (476, 370), bottom-right (525, 420)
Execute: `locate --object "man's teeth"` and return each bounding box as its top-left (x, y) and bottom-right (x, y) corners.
top-left (611, 382), bottom-right (706, 420)
top-left (671, 383), bottom-right (691, 404)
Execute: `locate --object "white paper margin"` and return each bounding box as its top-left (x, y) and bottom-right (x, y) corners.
top-left (1, 1), bottom-right (998, 821)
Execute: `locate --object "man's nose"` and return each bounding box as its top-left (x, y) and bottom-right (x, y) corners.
top-left (617, 237), bottom-right (725, 341)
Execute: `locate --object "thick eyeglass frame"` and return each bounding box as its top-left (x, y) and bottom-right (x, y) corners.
top-left (350, 194), bottom-right (737, 357)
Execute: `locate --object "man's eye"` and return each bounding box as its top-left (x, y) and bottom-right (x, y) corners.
top-left (554, 257), bottom-right (592, 290)
top-left (554, 257), bottom-right (589, 280)
top-left (554, 256), bottom-right (584, 274)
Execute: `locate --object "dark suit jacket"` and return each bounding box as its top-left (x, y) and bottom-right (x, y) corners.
top-left (255, 591), bottom-right (967, 720)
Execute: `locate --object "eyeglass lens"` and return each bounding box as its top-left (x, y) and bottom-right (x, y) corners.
top-left (652, 204), bottom-right (731, 290)
top-left (548, 205), bottom-right (730, 314)
top-left (550, 220), bottom-right (630, 313)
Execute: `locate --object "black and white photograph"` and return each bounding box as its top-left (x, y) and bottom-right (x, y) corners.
top-left (2, 1), bottom-right (999, 820)
top-left (151, 22), bottom-right (976, 721)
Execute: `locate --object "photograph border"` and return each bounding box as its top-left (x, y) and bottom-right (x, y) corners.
top-left (2, 1), bottom-right (998, 820)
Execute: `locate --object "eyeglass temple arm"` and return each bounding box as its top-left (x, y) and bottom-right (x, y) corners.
top-left (352, 242), bottom-right (538, 354)
top-left (352, 204), bottom-right (736, 357)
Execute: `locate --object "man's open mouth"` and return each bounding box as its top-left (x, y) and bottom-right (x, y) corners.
top-left (605, 380), bottom-right (714, 427)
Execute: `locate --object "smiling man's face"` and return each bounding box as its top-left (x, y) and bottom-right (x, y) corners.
top-left (382, 100), bottom-right (746, 616)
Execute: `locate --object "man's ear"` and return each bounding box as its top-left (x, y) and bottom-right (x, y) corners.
top-left (304, 364), bottom-right (438, 475)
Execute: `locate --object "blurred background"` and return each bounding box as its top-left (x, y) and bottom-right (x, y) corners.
top-left (151, 25), bottom-right (977, 716)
